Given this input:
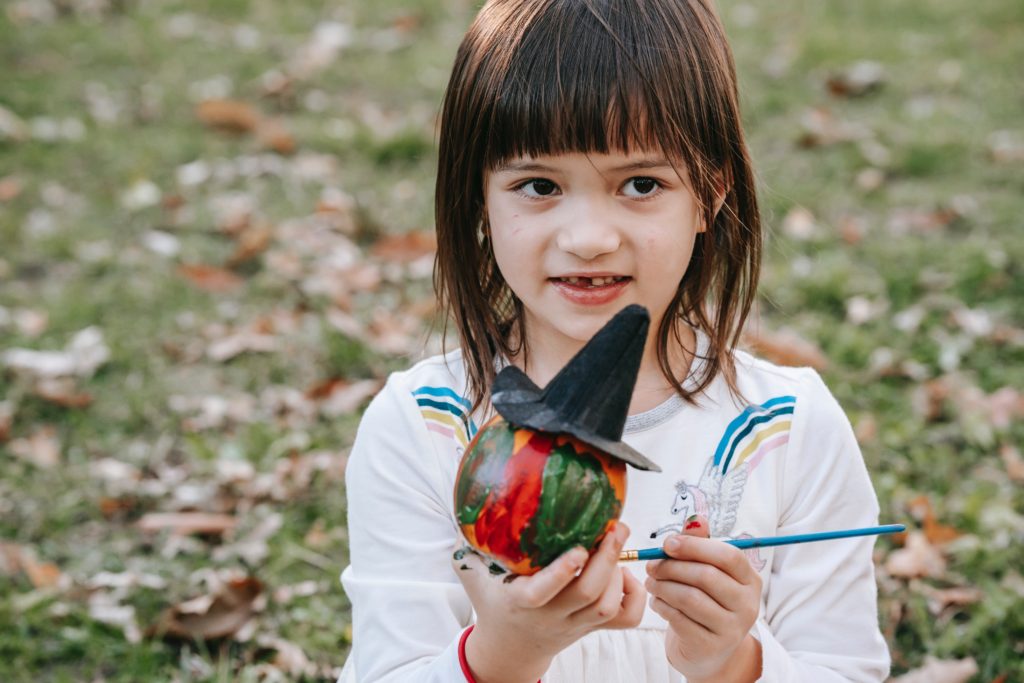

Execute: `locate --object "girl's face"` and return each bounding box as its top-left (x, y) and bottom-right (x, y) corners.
top-left (485, 150), bottom-right (706, 367)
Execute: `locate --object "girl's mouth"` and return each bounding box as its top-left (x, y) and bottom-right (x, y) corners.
top-left (553, 276), bottom-right (630, 288)
top-left (550, 276), bottom-right (632, 305)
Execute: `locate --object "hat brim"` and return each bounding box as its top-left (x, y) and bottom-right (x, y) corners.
top-left (492, 399), bottom-right (662, 472)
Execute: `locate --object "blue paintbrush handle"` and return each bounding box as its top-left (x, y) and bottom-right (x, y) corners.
top-left (619, 524), bottom-right (906, 562)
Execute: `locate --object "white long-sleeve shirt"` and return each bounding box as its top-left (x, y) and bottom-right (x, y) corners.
top-left (339, 335), bottom-right (891, 682)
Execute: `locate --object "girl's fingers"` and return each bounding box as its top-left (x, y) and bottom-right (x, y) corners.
top-left (649, 595), bottom-right (714, 647)
top-left (657, 534), bottom-right (757, 585)
top-left (567, 556), bottom-right (624, 625)
top-left (645, 576), bottom-right (728, 635)
top-left (646, 558), bottom-right (743, 611)
top-left (603, 567), bottom-right (647, 629)
top-left (508, 545), bottom-right (590, 609)
top-left (553, 522), bottom-right (630, 611)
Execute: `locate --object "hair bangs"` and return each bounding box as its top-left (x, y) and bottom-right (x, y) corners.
top-left (480, 2), bottom-right (692, 171)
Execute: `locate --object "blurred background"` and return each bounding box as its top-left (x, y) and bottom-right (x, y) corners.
top-left (1, 0), bottom-right (1022, 680)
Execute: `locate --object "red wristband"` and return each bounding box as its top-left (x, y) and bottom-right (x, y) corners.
top-left (457, 625), bottom-right (477, 682)
top-left (458, 625), bottom-right (541, 683)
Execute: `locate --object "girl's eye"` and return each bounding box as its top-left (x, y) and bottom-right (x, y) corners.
top-left (622, 177), bottom-right (661, 197)
top-left (516, 179), bottom-right (559, 198)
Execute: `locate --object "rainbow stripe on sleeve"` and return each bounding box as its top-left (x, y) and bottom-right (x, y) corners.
top-left (413, 386), bottom-right (479, 449)
top-left (713, 395), bottom-right (796, 474)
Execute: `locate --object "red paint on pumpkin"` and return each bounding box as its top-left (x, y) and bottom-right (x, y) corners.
top-left (473, 431), bottom-right (555, 568)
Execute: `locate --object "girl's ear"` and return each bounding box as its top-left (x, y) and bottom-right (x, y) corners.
top-left (701, 171), bottom-right (730, 233)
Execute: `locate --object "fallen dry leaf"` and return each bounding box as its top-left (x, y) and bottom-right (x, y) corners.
top-left (854, 413), bottom-right (878, 445)
top-left (826, 60), bottom-right (885, 97)
top-left (885, 530), bottom-right (946, 578)
top-left (137, 512), bottom-right (238, 536)
top-left (780, 206), bottom-right (818, 241)
top-left (150, 576), bottom-right (262, 641)
top-left (177, 264), bottom-right (245, 292)
top-left (206, 329), bottom-right (279, 363)
top-left (917, 583), bottom-right (983, 616)
top-left (0, 400), bottom-right (13, 441)
top-left (367, 307), bottom-right (424, 356)
top-left (913, 377), bottom-right (951, 422)
top-left (890, 655), bottom-right (978, 683)
top-left (0, 175), bottom-right (23, 202)
top-left (13, 308), bottom-right (48, 337)
top-left (226, 224), bottom-right (274, 266)
top-left (289, 21), bottom-right (353, 80)
top-left (741, 327), bottom-right (829, 370)
top-left (0, 542), bottom-right (64, 588)
top-left (24, 558), bottom-right (62, 589)
top-left (8, 425), bottom-right (61, 468)
top-left (0, 542), bottom-right (20, 576)
top-left (256, 117), bottom-right (296, 155)
top-left (371, 230), bottom-right (437, 263)
top-left (257, 635), bottom-right (316, 677)
top-left (838, 214), bottom-right (868, 244)
top-left (2, 326), bottom-right (110, 379)
top-left (89, 598), bottom-right (142, 643)
top-left (797, 107), bottom-right (870, 147)
top-left (99, 496), bottom-right (139, 519)
top-left (0, 104), bottom-right (29, 141)
top-left (887, 206), bottom-right (960, 236)
top-left (195, 99), bottom-right (261, 133)
top-left (212, 512), bottom-right (282, 565)
top-left (984, 387), bottom-right (1024, 430)
top-left (33, 376), bottom-right (94, 408)
top-left (308, 378), bottom-right (382, 418)
top-left (303, 519), bottom-right (329, 549)
top-left (121, 179), bottom-right (161, 210)
top-left (987, 130), bottom-right (1024, 163)
top-left (169, 393), bottom-right (258, 432)
top-left (87, 571), bottom-right (168, 592)
top-left (907, 495), bottom-right (961, 546)
top-left (1001, 444), bottom-right (1024, 482)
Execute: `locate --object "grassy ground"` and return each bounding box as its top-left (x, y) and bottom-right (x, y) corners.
top-left (1, 0), bottom-right (1022, 680)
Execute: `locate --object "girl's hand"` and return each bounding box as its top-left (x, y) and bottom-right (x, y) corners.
top-left (452, 522), bottom-right (645, 683)
top-left (645, 516), bottom-right (763, 683)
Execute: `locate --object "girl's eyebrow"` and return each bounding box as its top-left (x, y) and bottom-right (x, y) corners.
top-left (494, 158), bottom-right (673, 173)
top-left (494, 161), bottom-right (557, 173)
top-left (606, 158), bottom-right (674, 172)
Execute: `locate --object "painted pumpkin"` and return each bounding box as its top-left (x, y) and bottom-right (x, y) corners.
top-left (454, 415), bottom-right (627, 575)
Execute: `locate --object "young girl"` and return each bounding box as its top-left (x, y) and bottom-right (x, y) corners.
top-left (340, 1), bottom-right (891, 681)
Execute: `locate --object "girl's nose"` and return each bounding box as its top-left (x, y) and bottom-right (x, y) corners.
top-left (555, 209), bottom-right (621, 260)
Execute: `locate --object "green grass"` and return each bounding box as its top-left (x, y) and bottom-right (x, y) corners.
top-left (2, 0), bottom-right (1023, 680)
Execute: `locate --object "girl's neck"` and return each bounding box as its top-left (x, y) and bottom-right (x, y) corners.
top-left (508, 321), bottom-right (698, 416)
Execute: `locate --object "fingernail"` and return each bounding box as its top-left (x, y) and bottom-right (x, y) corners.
top-left (665, 536), bottom-right (681, 553)
top-left (685, 514), bottom-right (703, 531)
top-left (570, 548), bottom-right (588, 569)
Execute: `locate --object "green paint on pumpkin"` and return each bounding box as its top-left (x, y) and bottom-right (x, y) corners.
top-left (455, 421), bottom-right (515, 526)
top-left (525, 441), bottom-right (620, 568)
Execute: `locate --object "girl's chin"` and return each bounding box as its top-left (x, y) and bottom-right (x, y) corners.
top-left (531, 311), bottom-right (625, 345)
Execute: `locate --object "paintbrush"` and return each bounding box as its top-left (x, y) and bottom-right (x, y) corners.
top-left (619, 524), bottom-right (906, 562)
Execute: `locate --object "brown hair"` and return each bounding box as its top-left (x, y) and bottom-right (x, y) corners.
top-left (434, 0), bottom-right (761, 411)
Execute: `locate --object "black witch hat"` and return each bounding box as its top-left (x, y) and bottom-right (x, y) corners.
top-left (490, 304), bottom-right (661, 472)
